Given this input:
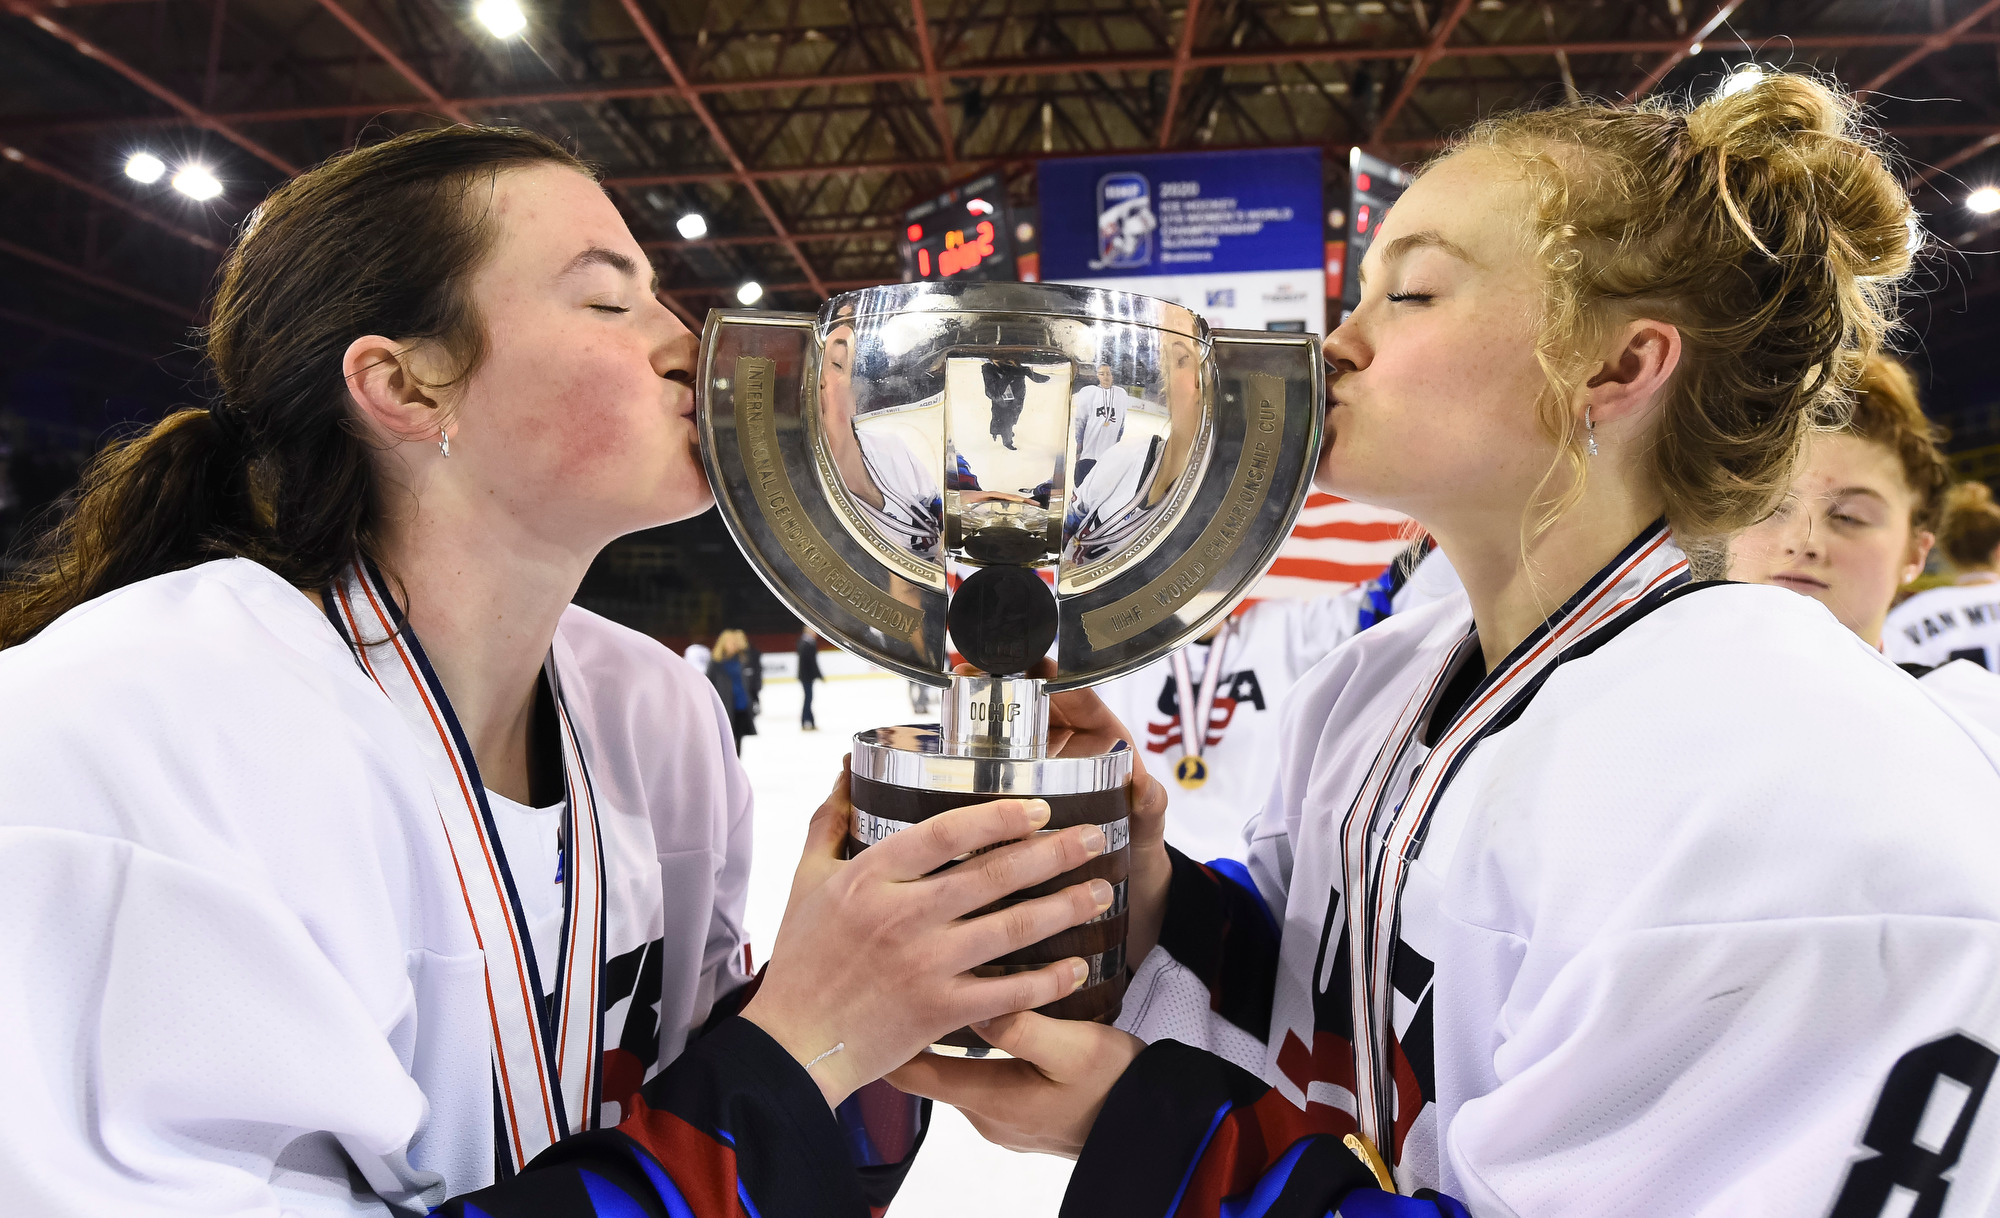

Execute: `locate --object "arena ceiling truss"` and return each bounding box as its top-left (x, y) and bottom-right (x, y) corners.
top-left (2, 0), bottom-right (1999, 438)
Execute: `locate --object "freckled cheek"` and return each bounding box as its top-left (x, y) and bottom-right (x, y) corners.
top-left (470, 328), bottom-right (644, 464)
top-left (541, 364), bottom-right (664, 482)
top-left (1835, 535), bottom-right (1903, 595)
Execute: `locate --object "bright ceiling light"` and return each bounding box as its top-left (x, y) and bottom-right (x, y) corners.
top-left (677, 212), bottom-right (708, 240)
top-left (1719, 64), bottom-right (1764, 97)
top-left (736, 281), bottom-right (764, 305)
top-left (171, 164), bottom-right (222, 200)
top-left (474, 0), bottom-right (527, 37)
top-left (1969, 187), bottom-right (2000, 216)
top-left (123, 151), bottom-right (166, 184)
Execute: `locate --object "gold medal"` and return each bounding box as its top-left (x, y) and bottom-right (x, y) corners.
top-left (1175, 754), bottom-right (1209, 790)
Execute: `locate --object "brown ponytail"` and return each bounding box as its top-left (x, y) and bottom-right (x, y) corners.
top-left (0, 125), bottom-right (590, 649)
top-left (1941, 482), bottom-right (2000, 571)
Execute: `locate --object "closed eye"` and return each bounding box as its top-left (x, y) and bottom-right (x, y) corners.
top-left (590, 304), bottom-right (631, 314)
top-left (1385, 292), bottom-right (1433, 304)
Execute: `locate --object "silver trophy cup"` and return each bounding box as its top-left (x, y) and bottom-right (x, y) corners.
top-left (698, 281), bottom-right (1322, 1054)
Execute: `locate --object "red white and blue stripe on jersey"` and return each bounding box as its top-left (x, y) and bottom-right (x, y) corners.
top-left (1060, 527), bottom-right (1702, 1217)
top-left (435, 996), bottom-right (925, 1218)
top-left (1062, 1032), bottom-right (1471, 1218)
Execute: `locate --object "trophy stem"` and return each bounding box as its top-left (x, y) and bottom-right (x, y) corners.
top-left (940, 674), bottom-right (1049, 758)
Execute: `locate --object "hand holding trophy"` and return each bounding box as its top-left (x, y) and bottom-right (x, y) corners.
top-left (701, 282), bottom-right (1321, 1066)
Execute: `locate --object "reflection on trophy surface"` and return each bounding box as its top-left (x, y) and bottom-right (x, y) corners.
top-left (699, 281), bottom-right (1322, 1054)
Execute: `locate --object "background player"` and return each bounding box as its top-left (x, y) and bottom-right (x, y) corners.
top-left (1885, 480), bottom-right (2000, 673)
top-left (1732, 353), bottom-right (2000, 731)
top-left (1094, 540), bottom-right (1458, 867)
top-left (1071, 363), bottom-right (1128, 484)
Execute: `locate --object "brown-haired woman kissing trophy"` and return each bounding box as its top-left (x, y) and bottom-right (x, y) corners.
top-left (0, 127), bottom-right (1155, 1217)
top-left (897, 73), bottom-right (2000, 1218)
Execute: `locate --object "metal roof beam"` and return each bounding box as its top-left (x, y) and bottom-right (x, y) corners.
top-left (0, 237), bottom-right (198, 321)
top-left (310, 0), bottom-right (472, 123)
top-left (1370, 0), bottom-right (1473, 143)
top-left (641, 228), bottom-right (899, 249)
top-left (1, 144), bottom-right (225, 252)
top-left (18, 31), bottom-right (2000, 134)
top-left (1624, 0), bottom-right (1747, 101)
top-left (664, 277), bottom-right (886, 297)
top-left (617, 0), bottom-right (827, 299)
top-left (908, 0), bottom-right (956, 173)
top-left (1909, 133), bottom-right (2000, 190)
top-left (1859, 0), bottom-right (2000, 95)
top-left (0, 304), bottom-right (181, 365)
top-left (1157, 0), bottom-right (1202, 148)
top-left (6, 2), bottom-right (298, 174)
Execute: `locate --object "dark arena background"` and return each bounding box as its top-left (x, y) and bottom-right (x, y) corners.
top-left (3, 0), bottom-right (1998, 650)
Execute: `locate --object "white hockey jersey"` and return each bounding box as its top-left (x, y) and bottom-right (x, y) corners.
top-left (1921, 659), bottom-right (2000, 737)
top-left (1072, 384), bottom-right (1130, 467)
top-left (1095, 548), bottom-right (1461, 865)
top-left (1885, 579), bottom-right (2000, 672)
top-left (855, 425), bottom-right (944, 558)
top-left (0, 558), bottom-right (754, 1216)
top-left (1123, 528), bottom-right (2000, 1216)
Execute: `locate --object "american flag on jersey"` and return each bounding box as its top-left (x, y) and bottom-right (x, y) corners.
top-left (1252, 494), bottom-right (1416, 601)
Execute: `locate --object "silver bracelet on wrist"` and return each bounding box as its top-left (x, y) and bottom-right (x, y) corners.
top-left (805, 1042), bottom-right (846, 1071)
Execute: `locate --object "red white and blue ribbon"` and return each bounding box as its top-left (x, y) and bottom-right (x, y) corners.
top-left (1336, 524), bottom-right (1689, 1150)
top-left (326, 558), bottom-right (606, 1172)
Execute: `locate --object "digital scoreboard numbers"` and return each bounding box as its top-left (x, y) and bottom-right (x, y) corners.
top-left (1341, 148), bottom-right (1411, 312)
top-left (899, 171), bottom-right (1017, 283)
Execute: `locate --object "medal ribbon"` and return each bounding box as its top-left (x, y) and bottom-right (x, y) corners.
top-left (1169, 619), bottom-right (1237, 779)
top-left (327, 558), bottom-right (606, 1171)
top-left (1335, 525), bottom-right (1688, 1153)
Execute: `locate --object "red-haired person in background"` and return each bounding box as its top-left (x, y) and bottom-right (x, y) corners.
top-left (1733, 354), bottom-right (2000, 733)
top-left (1885, 480), bottom-right (2000, 673)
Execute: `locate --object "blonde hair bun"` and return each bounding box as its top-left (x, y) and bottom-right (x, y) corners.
top-left (1684, 73), bottom-right (1915, 280)
top-left (1461, 70), bottom-right (1916, 545)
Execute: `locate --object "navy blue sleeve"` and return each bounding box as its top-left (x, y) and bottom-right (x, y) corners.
top-left (1156, 845), bottom-right (1283, 1041)
top-left (437, 1016), bottom-right (927, 1218)
top-left (1065, 1038), bottom-right (1471, 1218)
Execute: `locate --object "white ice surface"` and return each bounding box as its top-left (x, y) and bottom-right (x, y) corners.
top-left (740, 672), bottom-right (1076, 1218)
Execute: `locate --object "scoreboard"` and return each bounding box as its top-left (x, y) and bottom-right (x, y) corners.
top-left (1340, 148), bottom-right (1411, 311)
top-left (899, 171), bottom-right (1018, 283)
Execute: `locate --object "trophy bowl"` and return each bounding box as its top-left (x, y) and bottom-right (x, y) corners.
top-left (698, 281), bottom-right (1322, 1054)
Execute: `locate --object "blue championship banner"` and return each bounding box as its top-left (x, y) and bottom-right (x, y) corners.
top-left (1037, 148), bottom-right (1325, 333)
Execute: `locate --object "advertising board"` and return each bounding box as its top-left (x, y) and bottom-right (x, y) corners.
top-left (1036, 147), bottom-right (1325, 333)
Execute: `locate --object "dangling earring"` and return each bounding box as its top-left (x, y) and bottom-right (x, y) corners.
top-left (438, 430), bottom-right (452, 458)
top-left (1585, 407), bottom-right (1599, 457)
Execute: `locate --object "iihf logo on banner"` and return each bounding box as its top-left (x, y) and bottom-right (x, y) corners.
top-left (1091, 171), bottom-right (1155, 270)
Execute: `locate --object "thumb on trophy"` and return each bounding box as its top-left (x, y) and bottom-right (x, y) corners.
top-left (971, 1009), bottom-right (1119, 1074)
top-left (888, 1011), bottom-right (1145, 1159)
top-left (800, 758), bottom-right (854, 862)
